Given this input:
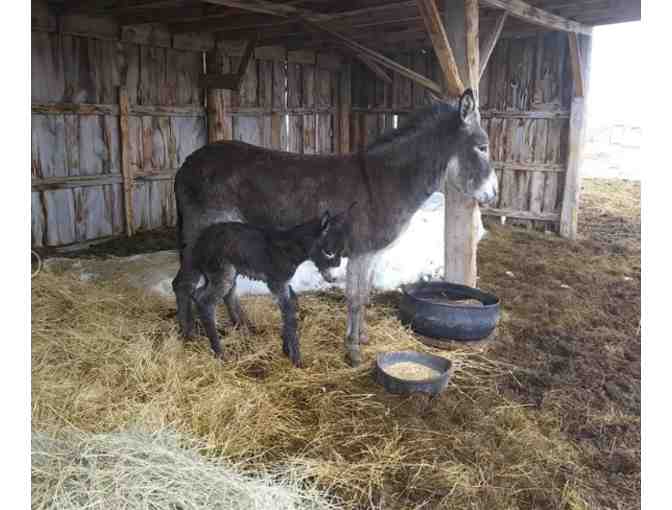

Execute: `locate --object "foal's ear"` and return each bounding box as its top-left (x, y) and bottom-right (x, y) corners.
top-left (320, 211), bottom-right (331, 232)
top-left (459, 89), bottom-right (476, 122)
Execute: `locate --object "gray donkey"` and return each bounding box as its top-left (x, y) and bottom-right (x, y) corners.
top-left (191, 208), bottom-right (351, 367)
top-left (173, 89), bottom-right (497, 366)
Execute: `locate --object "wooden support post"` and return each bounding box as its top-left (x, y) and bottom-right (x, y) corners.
top-left (443, 0), bottom-right (480, 287)
top-left (206, 49), bottom-right (233, 142)
top-left (560, 33), bottom-right (591, 239)
top-left (118, 86), bottom-right (134, 237)
top-left (567, 32), bottom-right (585, 98)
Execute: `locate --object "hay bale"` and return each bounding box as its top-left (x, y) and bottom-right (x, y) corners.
top-left (32, 429), bottom-right (342, 510)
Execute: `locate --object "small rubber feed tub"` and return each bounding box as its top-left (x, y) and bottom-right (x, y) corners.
top-left (399, 281), bottom-right (500, 342)
top-left (375, 351), bottom-right (452, 395)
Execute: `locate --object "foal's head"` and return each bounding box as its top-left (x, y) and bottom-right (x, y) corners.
top-left (309, 204), bottom-right (355, 272)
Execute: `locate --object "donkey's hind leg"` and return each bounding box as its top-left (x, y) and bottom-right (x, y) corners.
top-left (193, 264), bottom-right (236, 357)
top-left (344, 252), bottom-right (377, 366)
top-left (224, 278), bottom-right (256, 333)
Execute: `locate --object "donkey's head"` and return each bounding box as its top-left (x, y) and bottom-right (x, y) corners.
top-left (310, 204), bottom-right (355, 273)
top-left (442, 89), bottom-right (498, 206)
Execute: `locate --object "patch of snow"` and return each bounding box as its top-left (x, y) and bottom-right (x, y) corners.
top-left (50, 192), bottom-right (479, 300)
top-left (79, 272), bottom-right (96, 282)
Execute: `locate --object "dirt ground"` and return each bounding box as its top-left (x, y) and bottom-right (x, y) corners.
top-left (32, 177), bottom-right (640, 509)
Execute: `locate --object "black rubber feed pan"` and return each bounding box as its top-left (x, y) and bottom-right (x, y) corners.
top-left (375, 351), bottom-right (452, 395)
top-left (399, 281), bottom-right (500, 341)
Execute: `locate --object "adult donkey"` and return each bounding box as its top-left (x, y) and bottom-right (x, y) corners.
top-left (172, 89), bottom-right (497, 366)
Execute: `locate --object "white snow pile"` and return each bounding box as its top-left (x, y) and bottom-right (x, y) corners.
top-left (44, 192), bottom-right (486, 298)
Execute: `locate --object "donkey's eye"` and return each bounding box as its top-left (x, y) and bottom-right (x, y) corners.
top-left (477, 145), bottom-right (489, 154)
top-left (322, 249), bottom-right (337, 260)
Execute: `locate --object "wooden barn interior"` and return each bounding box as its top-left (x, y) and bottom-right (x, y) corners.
top-left (31, 0), bottom-right (641, 285)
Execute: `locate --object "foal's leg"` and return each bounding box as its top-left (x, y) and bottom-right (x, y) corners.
top-left (344, 252), bottom-right (377, 367)
top-left (193, 265), bottom-right (235, 357)
top-left (172, 246), bottom-right (199, 338)
top-left (224, 278), bottom-right (255, 333)
top-left (269, 281), bottom-right (301, 367)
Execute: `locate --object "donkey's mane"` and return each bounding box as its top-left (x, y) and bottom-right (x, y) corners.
top-left (365, 100), bottom-right (460, 152)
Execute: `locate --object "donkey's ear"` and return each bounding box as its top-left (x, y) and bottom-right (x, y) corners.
top-left (459, 89), bottom-right (476, 122)
top-left (320, 211), bottom-right (331, 232)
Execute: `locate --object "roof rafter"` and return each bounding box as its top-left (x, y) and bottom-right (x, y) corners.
top-left (479, 0), bottom-right (592, 34)
top-left (416, 0), bottom-right (464, 96)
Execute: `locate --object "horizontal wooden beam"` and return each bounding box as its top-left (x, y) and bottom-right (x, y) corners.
top-left (32, 102), bottom-right (206, 117)
top-left (479, 0), bottom-right (592, 35)
top-left (201, 0), bottom-right (331, 21)
top-left (492, 161), bottom-right (566, 173)
top-left (481, 207), bottom-right (560, 221)
top-left (32, 171), bottom-right (177, 191)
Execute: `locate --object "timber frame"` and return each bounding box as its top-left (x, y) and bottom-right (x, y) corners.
top-left (33, 1), bottom-right (639, 275)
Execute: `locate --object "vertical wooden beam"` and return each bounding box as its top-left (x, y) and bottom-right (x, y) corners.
top-left (443, 0), bottom-right (480, 287)
top-left (206, 49), bottom-right (233, 141)
top-left (567, 32), bottom-right (585, 98)
top-left (560, 33), bottom-right (592, 239)
top-left (118, 86), bottom-right (134, 237)
top-left (465, 0), bottom-right (480, 93)
top-left (339, 62), bottom-right (352, 153)
top-left (479, 11), bottom-right (507, 78)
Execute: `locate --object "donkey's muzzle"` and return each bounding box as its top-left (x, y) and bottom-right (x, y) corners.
top-left (474, 172), bottom-right (498, 206)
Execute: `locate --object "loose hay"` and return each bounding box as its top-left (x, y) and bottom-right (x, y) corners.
top-left (32, 429), bottom-right (340, 510)
top-left (32, 270), bottom-right (581, 509)
top-left (32, 179), bottom-right (640, 510)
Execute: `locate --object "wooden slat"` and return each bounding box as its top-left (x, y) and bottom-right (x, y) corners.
top-left (479, 12), bottom-right (507, 78)
top-left (479, 0), bottom-right (593, 35)
top-left (416, 0), bottom-right (464, 96)
top-left (118, 87), bottom-right (134, 237)
top-left (339, 63), bottom-right (352, 154)
top-left (206, 49), bottom-right (233, 142)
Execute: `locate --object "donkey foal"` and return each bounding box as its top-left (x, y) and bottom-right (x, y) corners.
top-left (191, 210), bottom-right (348, 367)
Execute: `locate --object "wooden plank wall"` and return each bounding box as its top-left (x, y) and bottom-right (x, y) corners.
top-left (31, 3), bottom-right (346, 248)
top-left (31, 6), bottom-right (208, 247)
top-left (349, 32), bottom-right (574, 230)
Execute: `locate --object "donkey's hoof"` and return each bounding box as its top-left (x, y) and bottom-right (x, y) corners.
top-left (344, 346), bottom-right (362, 367)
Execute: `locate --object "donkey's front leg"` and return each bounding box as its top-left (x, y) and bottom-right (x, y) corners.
top-left (344, 252), bottom-right (376, 367)
top-left (270, 281), bottom-right (301, 367)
